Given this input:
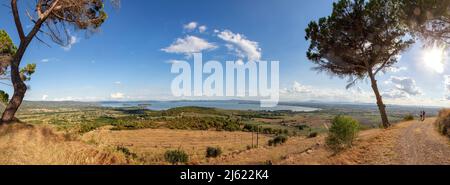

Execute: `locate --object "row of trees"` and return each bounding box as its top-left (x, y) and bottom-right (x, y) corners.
top-left (305, 0), bottom-right (450, 128)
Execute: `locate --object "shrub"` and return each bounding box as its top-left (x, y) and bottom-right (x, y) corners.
top-left (297, 125), bottom-right (309, 130)
top-left (164, 149), bottom-right (189, 165)
top-left (308, 132), bottom-right (318, 138)
top-left (206, 147), bottom-right (222, 158)
top-left (264, 160), bottom-right (273, 165)
top-left (326, 116), bottom-right (360, 153)
top-left (243, 124), bottom-right (257, 132)
top-left (116, 145), bottom-right (138, 159)
top-left (268, 135), bottom-right (288, 146)
top-left (403, 114), bottom-right (415, 121)
top-left (262, 127), bottom-right (273, 134)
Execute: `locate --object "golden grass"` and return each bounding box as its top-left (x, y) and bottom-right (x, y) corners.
top-left (436, 109), bottom-right (450, 137)
top-left (82, 128), bottom-right (272, 164)
top-left (0, 123), bottom-right (128, 165)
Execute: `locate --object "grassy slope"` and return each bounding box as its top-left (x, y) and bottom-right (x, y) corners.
top-left (0, 123), bottom-right (134, 165)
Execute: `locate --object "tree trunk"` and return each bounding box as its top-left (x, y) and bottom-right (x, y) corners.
top-left (1, 42), bottom-right (28, 124)
top-left (368, 70), bottom-right (390, 128)
top-left (2, 0), bottom-right (53, 124)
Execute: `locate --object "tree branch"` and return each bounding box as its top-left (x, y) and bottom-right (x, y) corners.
top-left (26, 0), bottom-right (60, 41)
top-left (11, 0), bottom-right (25, 41)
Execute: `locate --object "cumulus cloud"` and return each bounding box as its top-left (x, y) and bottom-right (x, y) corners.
top-left (110, 92), bottom-right (125, 99)
top-left (217, 30), bottom-right (262, 62)
top-left (199, 25), bottom-right (207, 33)
top-left (42, 95), bottom-right (48, 101)
top-left (280, 81), bottom-right (373, 103)
top-left (162, 35), bottom-right (217, 56)
top-left (384, 76), bottom-right (422, 98)
top-left (382, 89), bottom-right (409, 99)
top-left (183, 22), bottom-right (198, 31)
top-left (235, 59), bottom-right (244, 66)
top-left (291, 81), bottom-right (313, 93)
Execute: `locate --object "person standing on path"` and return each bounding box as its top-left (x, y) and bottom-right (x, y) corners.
top-left (422, 110), bottom-right (426, 121)
top-left (419, 110), bottom-right (423, 121)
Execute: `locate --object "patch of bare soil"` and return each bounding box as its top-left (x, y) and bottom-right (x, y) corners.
top-left (393, 118), bottom-right (450, 165)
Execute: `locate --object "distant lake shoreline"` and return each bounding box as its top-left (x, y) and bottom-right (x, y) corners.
top-left (100, 101), bottom-right (320, 112)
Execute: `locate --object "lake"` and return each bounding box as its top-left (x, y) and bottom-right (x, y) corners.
top-left (101, 101), bottom-right (320, 112)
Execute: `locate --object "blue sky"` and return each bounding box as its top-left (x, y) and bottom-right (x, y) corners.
top-left (1, 0), bottom-right (449, 107)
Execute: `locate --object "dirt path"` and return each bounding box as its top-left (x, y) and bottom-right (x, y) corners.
top-left (393, 118), bottom-right (450, 164)
top-left (246, 118), bottom-right (450, 165)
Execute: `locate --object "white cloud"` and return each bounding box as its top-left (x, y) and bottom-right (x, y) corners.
top-left (385, 76), bottom-right (422, 97)
top-left (280, 81), bottom-right (372, 102)
top-left (114, 81), bottom-right (122, 85)
top-left (291, 81), bottom-right (313, 93)
top-left (236, 59), bottom-right (244, 66)
top-left (42, 95), bottom-right (48, 100)
top-left (199, 25), bottom-right (207, 33)
top-left (53, 96), bottom-right (75, 101)
top-left (62, 35), bottom-right (79, 51)
top-left (382, 89), bottom-right (409, 99)
top-left (51, 96), bottom-right (102, 101)
top-left (40, 58), bottom-right (59, 63)
top-left (183, 22), bottom-right (198, 31)
top-left (110, 92), bottom-right (125, 99)
top-left (445, 75), bottom-right (450, 100)
top-left (162, 35), bottom-right (217, 56)
top-left (277, 81), bottom-right (448, 107)
top-left (217, 30), bottom-right (262, 62)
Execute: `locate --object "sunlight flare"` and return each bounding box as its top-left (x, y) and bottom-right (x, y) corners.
top-left (422, 45), bottom-right (446, 74)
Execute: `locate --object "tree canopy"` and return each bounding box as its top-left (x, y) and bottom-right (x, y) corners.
top-left (306, 0), bottom-right (413, 84)
top-left (399, 0), bottom-right (450, 45)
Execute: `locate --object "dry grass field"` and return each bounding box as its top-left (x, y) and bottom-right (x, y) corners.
top-left (0, 124), bottom-right (130, 165)
top-left (82, 128), bottom-right (273, 164)
top-left (0, 118), bottom-right (448, 165)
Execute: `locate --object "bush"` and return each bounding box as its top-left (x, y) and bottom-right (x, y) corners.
top-left (268, 135), bottom-right (288, 146)
top-left (262, 127), bottom-right (273, 134)
top-left (403, 114), bottom-right (415, 121)
top-left (206, 147), bottom-right (222, 158)
top-left (326, 116), bottom-right (360, 152)
top-left (297, 125), bottom-right (309, 130)
top-left (308, 132), bottom-right (318, 138)
top-left (435, 109), bottom-right (450, 137)
top-left (164, 149), bottom-right (189, 165)
top-left (243, 124), bottom-right (257, 132)
top-left (116, 145), bottom-right (138, 159)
